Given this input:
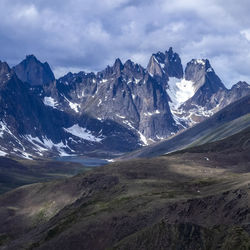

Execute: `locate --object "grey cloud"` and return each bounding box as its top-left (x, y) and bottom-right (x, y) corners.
top-left (0, 0), bottom-right (250, 87)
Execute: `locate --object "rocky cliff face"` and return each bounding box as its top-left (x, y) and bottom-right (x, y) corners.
top-left (44, 49), bottom-right (184, 144)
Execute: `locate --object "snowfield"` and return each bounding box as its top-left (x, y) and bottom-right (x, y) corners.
top-left (64, 124), bottom-right (103, 142)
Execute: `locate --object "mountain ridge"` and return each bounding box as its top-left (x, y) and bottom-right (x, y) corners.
top-left (0, 48), bottom-right (248, 158)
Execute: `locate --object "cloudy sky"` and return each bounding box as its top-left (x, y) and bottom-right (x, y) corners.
top-left (1, 0), bottom-right (250, 87)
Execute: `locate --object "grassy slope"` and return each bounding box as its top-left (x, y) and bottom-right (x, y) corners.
top-left (176, 125), bottom-right (250, 154)
top-left (0, 126), bottom-right (250, 249)
top-left (187, 113), bottom-right (250, 148)
top-left (0, 157), bottom-right (90, 194)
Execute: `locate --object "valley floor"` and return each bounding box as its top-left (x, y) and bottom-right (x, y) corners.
top-left (0, 144), bottom-right (249, 249)
top-left (0, 157), bottom-right (91, 194)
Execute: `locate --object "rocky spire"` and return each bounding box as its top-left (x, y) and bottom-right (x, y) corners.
top-left (13, 55), bottom-right (55, 86)
top-left (147, 47), bottom-right (183, 79)
top-left (0, 61), bottom-right (13, 84)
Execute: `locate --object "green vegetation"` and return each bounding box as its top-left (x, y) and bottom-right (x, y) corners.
top-left (187, 113), bottom-right (250, 148)
top-left (0, 126), bottom-right (250, 249)
top-left (0, 157), bottom-right (90, 194)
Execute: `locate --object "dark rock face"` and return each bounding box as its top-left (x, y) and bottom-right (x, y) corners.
top-left (164, 47), bottom-right (184, 79)
top-left (13, 55), bottom-right (55, 86)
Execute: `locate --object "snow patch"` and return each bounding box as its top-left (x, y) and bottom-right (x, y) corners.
top-left (160, 63), bottom-right (165, 69)
top-left (69, 102), bottom-right (80, 113)
top-left (0, 150), bottom-right (7, 156)
top-left (106, 159), bottom-right (114, 162)
top-left (134, 78), bottom-right (141, 84)
top-left (144, 110), bottom-right (161, 116)
top-left (121, 120), bottom-right (149, 146)
top-left (25, 134), bottom-right (75, 156)
top-left (43, 97), bottom-right (58, 109)
top-left (64, 124), bottom-right (103, 142)
top-left (21, 152), bottom-right (33, 160)
top-left (63, 96), bottom-right (80, 113)
top-left (0, 121), bottom-right (25, 150)
top-left (194, 59), bottom-right (205, 66)
top-left (97, 99), bottom-right (102, 107)
top-left (122, 120), bottom-right (135, 130)
top-left (167, 78), bottom-right (196, 109)
top-left (116, 114), bottom-right (125, 119)
top-left (25, 135), bottom-right (47, 152)
top-left (156, 135), bottom-right (165, 140)
top-left (138, 131), bottom-right (148, 146)
top-left (171, 104), bottom-right (217, 127)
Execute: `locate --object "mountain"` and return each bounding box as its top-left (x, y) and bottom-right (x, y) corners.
top-left (13, 55), bottom-right (55, 86)
top-left (0, 127), bottom-right (249, 249)
top-left (0, 48), bottom-right (249, 158)
top-left (43, 49), bottom-right (184, 143)
top-left (120, 94), bottom-right (250, 159)
top-left (0, 61), bottom-right (139, 158)
top-left (39, 48), bottom-right (250, 143)
top-left (167, 59), bottom-right (250, 127)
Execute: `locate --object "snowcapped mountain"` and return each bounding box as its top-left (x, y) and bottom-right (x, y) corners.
top-left (0, 47), bottom-right (249, 159)
top-left (165, 58), bottom-right (250, 127)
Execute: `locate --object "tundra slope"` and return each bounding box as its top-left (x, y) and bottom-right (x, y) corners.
top-left (0, 127), bottom-right (250, 249)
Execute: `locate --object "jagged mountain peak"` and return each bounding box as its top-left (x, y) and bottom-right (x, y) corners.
top-left (112, 58), bottom-right (124, 75)
top-left (0, 47), bottom-right (250, 158)
top-left (231, 81), bottom-right (250, 89)
top-left (185, 58), bottom-right (225, 92)
top-left (164, 47), bottom-right (183, 78)
top-left (0, 61), bottom-right (14, 84)
top-left (167, 46), bottom-right (173, 53)
top-left (147, 54), bottom-right (164, 78)
top-left (147, 47), bottom-right (183, 79)
top-left (124, 59), bottom-right (140, 69)
top-left (13, 55), bottom-right (55, 86)
top-left (25, 54), bottom-right (38, 61)
top-left (154, 51), bottom-right (165, 61)
top-left (189, 58), bottom-right (207, 65)
top-left (188, 59), bottom-right (215, 73)
top-left (124, 59), bottom-right (133, 67)
top-left (0, 60), bottom-right (11, 75)
top-left (114, 57), bottom-right (123, 66)
top-left (123, 59), bottom-right (145, 77)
